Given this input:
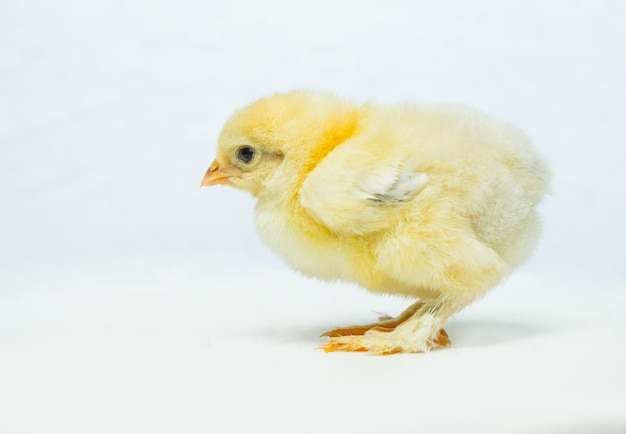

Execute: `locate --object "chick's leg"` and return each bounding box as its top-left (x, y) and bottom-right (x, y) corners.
top-left (320, 301), bottom-right (426, 337)
top-left (321, 297), bottom-right (467, 354)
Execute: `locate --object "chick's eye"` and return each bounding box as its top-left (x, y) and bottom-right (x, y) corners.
top-left (236, 146), bottom-right (256, 164)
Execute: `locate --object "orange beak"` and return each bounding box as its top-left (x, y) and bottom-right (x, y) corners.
top-left (200, 159), bottom-right (232, 187)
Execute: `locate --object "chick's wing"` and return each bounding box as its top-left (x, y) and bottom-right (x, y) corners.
top-left (299, 141), bottom-right (428, 236)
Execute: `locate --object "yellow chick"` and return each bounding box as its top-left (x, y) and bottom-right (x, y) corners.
top-left (201, 91), bottom-right (550, 354)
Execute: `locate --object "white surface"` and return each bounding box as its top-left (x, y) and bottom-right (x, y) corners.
top-left (1, 1), bottom-right (625, 433)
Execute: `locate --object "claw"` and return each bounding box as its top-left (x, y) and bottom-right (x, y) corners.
top-left (432, 328), bottom-right (451, 348)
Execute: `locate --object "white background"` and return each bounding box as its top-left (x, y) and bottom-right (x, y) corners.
top-left (1, 1), bottom-right (625, 433)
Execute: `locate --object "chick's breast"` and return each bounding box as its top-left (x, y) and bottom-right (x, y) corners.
top-left (255, 197), bottom-right (357, 282)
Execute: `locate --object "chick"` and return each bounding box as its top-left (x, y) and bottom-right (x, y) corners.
top-left (201, 91), bottom-right (550, 354)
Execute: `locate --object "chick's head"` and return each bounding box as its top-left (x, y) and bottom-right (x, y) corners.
top-left (202, 91), bottom-right (359, 197)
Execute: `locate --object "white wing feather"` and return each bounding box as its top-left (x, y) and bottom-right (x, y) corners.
top-left (299, 155), bottom-right (428, 235)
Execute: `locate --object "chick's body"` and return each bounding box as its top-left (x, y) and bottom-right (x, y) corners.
top-left (203, 91), bottom-right (550, 354)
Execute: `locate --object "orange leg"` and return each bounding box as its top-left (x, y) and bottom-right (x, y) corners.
top-left (321, 301), bottom-right (424, 337)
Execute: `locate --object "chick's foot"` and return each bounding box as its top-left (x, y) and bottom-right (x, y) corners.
top-left (320, 328), bottom-right (449, 354)
top-left (320, 301), bottom-right (451, 354)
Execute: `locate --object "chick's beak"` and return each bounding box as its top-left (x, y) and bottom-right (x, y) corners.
top-left (201, 159), bottom-right (231, 187)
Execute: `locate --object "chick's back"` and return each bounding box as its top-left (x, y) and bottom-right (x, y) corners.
top-left (364, 103), bottom-right (550, 266)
